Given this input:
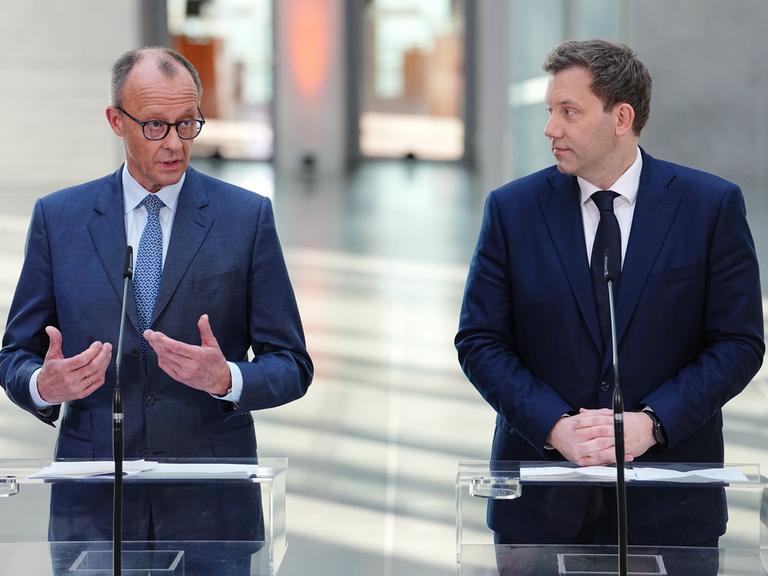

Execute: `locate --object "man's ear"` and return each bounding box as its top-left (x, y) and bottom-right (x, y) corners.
top-left (614, 102), bottom-right (636, 137)
top-left (105, 106), bottom-right (124, 137)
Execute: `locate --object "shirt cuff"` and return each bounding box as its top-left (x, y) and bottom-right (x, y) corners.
top-left (30, 368), bottom-right (58, 410)
top-left (210, 362), bottom-right (243, 405)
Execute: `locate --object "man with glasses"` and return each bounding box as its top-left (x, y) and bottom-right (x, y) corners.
top-left (0, 47), bottom-right (312, 570)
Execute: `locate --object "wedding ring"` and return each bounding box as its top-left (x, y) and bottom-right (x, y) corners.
top-left (85, 376), bottom-right (94, 387)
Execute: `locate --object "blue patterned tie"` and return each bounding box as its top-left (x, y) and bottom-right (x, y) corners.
top-left (134, 194), bottom-right (165, 362)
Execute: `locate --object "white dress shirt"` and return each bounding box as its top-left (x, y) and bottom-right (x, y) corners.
top-left (578, 147), bottom-right (643, 268)
top-left (122, 165), bottom-right (183, 267)
top-left (31, 166), bottom-right (243, 409)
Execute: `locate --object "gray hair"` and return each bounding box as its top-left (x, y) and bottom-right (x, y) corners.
top-left (110, 47), bottom-right (202, 108)
top-left (543, 39), bottom-right (652, 135)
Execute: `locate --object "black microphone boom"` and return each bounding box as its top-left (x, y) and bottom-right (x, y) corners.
top-left (604, 251), bottom-right (628, 576)
top-left (113, 245), bottom-right (133, 575)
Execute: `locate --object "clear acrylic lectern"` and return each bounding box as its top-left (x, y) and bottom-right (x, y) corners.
top-left (457, 461), bottom-right (768, 575)
top-left (0, 458), bottom-right (287, 575)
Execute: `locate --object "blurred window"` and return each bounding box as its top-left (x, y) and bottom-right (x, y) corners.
top-left (359, 0), bottom-right (466, 161)
top-left (168, 0), bottom-right (274, 160)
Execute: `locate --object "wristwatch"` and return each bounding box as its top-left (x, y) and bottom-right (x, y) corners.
top-left (643, 409), bottom-right (667, 447)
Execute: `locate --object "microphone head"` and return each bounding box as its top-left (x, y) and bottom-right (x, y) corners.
top-left (124, 246), bottom-right (134, 280)
top-left (603, 249), bottom-right (619, 283)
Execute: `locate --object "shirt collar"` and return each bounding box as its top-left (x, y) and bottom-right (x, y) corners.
top-left (122, 165), bottom-right (184, 215)
top-left (578, 147), bottom-right (642, 207)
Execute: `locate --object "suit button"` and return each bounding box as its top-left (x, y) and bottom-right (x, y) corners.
top-left (600, 380), bottom-right (610, 392)
top-left (145, 394), bottom-right (155, 406)
top-left (130, 347), bottom-right (140, 358)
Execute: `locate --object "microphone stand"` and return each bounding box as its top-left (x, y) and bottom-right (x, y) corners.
top-left (114, 246), bottom-right (133, 576)
top-left (604, 253), bottom-right (628, 576)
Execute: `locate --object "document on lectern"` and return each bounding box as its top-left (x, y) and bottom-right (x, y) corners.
top-left (29, 459), bottom-right (158, 479)
top-left (29, 460), bottom-right (272, 480)
top-left (520, 465), bottom-right (748, 483)
top-left (138, 462), bottom-right (267, 479)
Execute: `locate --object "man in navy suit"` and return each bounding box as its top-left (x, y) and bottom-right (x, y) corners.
top-left (455, 39), bottom-right (763, 554)
top-left (0, 47), bottom-right (312, 567)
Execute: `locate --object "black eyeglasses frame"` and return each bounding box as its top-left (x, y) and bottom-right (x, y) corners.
top-left (116, 106), bottom-right (206, 141)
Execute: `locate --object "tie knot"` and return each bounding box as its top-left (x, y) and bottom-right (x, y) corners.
top-left (591, 190), bottom-right (618, 213)
top-left (140, 194), bottom-right (165, 217)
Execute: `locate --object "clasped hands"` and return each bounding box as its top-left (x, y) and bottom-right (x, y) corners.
top-left (546, 408), bottom-right (656, 467)
top-left (37, 314), bottom-right (230, 404)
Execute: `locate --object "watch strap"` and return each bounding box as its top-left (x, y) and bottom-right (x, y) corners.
top-left (643, 409), bottom-right (667, 447)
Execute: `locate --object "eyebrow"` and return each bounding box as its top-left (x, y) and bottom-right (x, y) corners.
top-left (141, 107), bottom-right (200, 120)
top-left (551, 98), bottom-right (580, 107)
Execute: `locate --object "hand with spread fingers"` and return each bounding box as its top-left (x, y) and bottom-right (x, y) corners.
top-left (144, 314), bottom-right (231, 396)
top-left (36, 326), bottom-right (113, 404)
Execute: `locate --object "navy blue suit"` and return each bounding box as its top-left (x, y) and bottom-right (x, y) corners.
top-left (455, 150), bottom-right (764, 544)
top-left (0, 167), bottom-right (312, 550)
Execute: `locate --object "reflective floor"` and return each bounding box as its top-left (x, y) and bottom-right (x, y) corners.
top-left (0, 160), bottom-right (766, 575)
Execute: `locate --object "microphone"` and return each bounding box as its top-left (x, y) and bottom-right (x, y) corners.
top-left (604, 251), bottom-right (627, 576)
top-left (113, 245), bottom-right (133, 575)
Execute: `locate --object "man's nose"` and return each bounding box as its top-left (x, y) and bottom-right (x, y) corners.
top-left (162, 127), bottom-right (183, 149)
top-left (544, 115), bottom-right (562, 139)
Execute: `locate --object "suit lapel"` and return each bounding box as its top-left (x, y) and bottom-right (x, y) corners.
top-left (540, 171), bottom-right (602, 353)
top-left (151, 169), bottom-right (213, 327)
top-left (616, 152), bottom-right (680, 344)
top-left (87, 168), bottom-right (140, 333)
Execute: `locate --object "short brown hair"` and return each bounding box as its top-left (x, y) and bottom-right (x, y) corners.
top-left (543, 39), bottom-right (652, 135)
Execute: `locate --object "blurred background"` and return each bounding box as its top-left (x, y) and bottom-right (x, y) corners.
top-left (1, 0), bottom-right (767, 574)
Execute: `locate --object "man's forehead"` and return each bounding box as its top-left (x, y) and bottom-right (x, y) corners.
top-left (545, 79), bottom-right (580, 106)
top-left (124, 80), bottom-right (197, 100)
top-left (121, 61), bottom-right (198, 112)
top-left (545, 69), bottom-right (594, 103)
top-left (126, 58), bottom-right (192, 88)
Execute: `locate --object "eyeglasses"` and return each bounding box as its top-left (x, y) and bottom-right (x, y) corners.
top-left (116, 106), bottom-right (205, 141)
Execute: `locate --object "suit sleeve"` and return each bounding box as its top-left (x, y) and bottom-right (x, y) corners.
top-left (455, 192), bottom-right (572, 453)
top-left (0, 199), bottom-right (61, 425)
top-left (234, 198), bottom-right (313, 411)
top-left (642, 185), bottom-right (764, 448)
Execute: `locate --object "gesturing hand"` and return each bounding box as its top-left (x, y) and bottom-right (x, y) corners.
top-left (37, 326), bottom-right (113, 404)
top-left (144, 314), bottom-right (231, 396)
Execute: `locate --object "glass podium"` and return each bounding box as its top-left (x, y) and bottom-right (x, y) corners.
top-left (456, 461), bottom-right (768, 575)
top-left (0, 458), bottom-right (287, 575)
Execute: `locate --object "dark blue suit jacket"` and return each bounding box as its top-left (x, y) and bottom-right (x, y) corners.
top-left (455, 150), bottom-right (764, 543)
top-left (0, 166), bottom-right (312, 541)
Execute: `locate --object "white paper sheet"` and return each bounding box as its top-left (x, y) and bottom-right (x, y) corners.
top-left (29, 459), bottom-right (158, 479)
top-left (137, 463), bottom-right (267, 479)
top-left (520, 465), bottom-right (748, 483)
top-left (28, 461), bottom-right (271, 480)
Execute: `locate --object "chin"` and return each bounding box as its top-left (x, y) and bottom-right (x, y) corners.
top-left (156, 171), bottom-right (185, 186)
top-left (555, 162), bottom-right (577, 175)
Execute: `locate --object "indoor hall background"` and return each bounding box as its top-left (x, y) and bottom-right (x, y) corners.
top-left (1, 1), bottom-right (768, 575)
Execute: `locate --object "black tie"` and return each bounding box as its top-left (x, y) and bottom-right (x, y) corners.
top-left (590, 190), bottom-right (621, 349)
